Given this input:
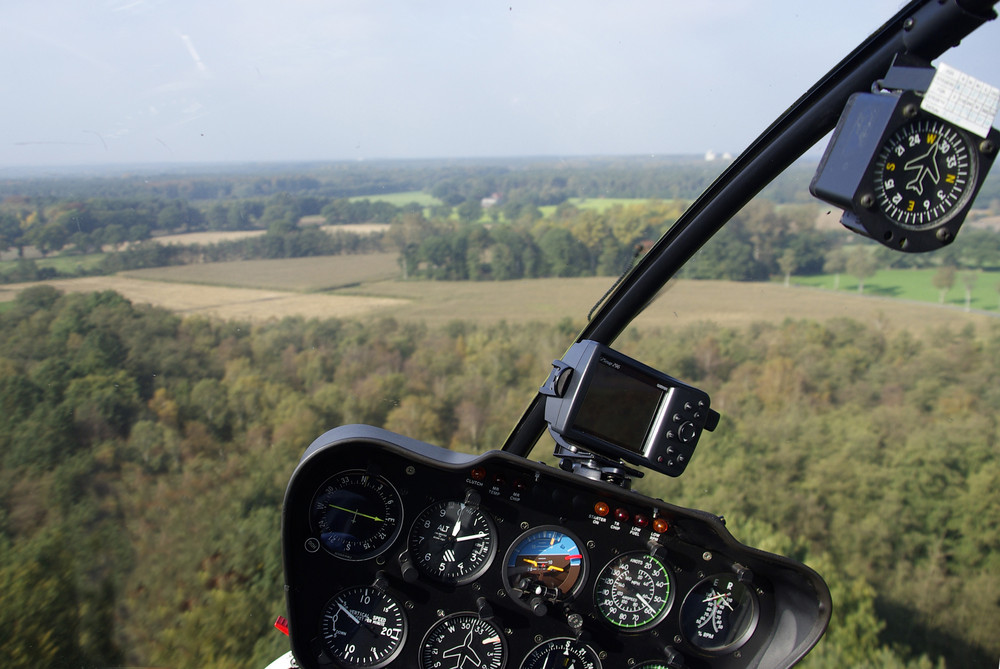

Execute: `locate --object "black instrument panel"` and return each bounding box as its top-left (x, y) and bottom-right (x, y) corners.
top-left (282, 425), bottom-right (830, 669)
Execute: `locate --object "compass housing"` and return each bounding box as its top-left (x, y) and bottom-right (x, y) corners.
top-left (811, 89), bottom-right (998, 253)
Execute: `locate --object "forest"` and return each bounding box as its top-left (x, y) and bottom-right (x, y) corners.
top-left (0, 284), bottom-right (997, 668)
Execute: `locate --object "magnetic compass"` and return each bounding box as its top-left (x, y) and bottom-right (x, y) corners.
top-left (872, 117), bottom-right (977, 228)
top-left (811, 87), bottom-right (998, 253)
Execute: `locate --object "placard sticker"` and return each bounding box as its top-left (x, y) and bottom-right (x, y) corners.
top-left (922, 63), bottom-right (1000, 138)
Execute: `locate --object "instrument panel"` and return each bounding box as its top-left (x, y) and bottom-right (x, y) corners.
top-left (282, 425), bottom-right (830, 669)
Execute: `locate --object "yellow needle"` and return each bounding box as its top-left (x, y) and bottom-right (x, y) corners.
top-left (328, 504), bottom-right (384, 522)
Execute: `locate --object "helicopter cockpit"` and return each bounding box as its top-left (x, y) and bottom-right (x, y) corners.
top-left (273, 1), bottom-right (999, 668)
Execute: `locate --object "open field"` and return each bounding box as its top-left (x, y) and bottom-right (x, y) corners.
top-left (791, 268), bottom-right (1000, 311)
top-left (120, 253), bottom-right (400, 292)
top-left (3, 252), bottom-right (997, 331)
top-left (0, 252), bottom-right (105, 273)
top-left (152, 230), bottom-right (267, 245)
top-left (349, 190), bottom-right (442, 207)
top-left (5, 261), bottom-right (995, 335)
top-left (0, 275), bottom-right (408, 322)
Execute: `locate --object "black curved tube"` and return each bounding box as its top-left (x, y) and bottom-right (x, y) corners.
top-left (502, 0), bottom-right (997, 457)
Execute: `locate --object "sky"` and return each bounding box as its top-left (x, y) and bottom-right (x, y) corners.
top-left (1, 0), bottom-right (998, 170)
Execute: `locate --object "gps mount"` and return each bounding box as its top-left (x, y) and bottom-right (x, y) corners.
top-left (540, 340), bottom-right (719, 487)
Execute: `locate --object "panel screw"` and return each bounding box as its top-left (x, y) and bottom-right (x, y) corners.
top-left (903, 17), bottom-right (915, 30)
top-left (980, 140), bottom-right (996, 155)
top-left (859, 193), bottom-right (876, 208)
top-left (902, 104), bottom-right (919, 118)
top-left (936, 228), bottom-right (952, 243)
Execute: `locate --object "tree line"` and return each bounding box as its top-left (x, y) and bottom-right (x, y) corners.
top-left (0, 285), bottom-right (997, 667)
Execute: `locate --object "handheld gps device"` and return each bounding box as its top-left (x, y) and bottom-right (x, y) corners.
top-left (541, 340), bottom-right (720, 477)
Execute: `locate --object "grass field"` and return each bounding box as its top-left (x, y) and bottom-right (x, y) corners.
top-left (349, 190), bottom-right (442, 207)
top-left (790, 268), bottom-right (1000, 311)
top-left (0, 253), bottom-right (106, 274)
top-left (538, 197), bottom-right (656, 217)
top-left (121, 253), bottom-right (400, 292)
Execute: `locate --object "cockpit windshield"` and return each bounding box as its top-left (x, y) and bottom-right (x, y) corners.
top-left (1, 2), bottom-right (998, 669)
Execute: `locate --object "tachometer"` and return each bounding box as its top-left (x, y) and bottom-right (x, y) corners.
top-left (594, 552), bottom-right (673, 631)
top-left (319, 584), bottom-right (407, 668)
top-left (680, 574), bottom-right (759, 653)
top-left (310, 471), bottom-right (403, 560)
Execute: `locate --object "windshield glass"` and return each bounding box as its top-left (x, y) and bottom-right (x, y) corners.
top-left (1, 2), bottom-right (998, 668)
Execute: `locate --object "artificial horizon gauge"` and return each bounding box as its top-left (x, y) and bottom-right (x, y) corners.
top-left (503, 527), bottom-right (587, 606)
top-left (519, 637), bottom-right (602, 669)
top-left (310, 471), bottom-right (403, 560)
top-left (679, 574), bottom-right (759, 653)
top-left (408, 499), bottom-right (498, 585)
top-left (419, 613), bottom-right (507, 669)
top-left (319, 584), bottom-right (407, 668)
top-left (594, 552), bottom-right (673, 631)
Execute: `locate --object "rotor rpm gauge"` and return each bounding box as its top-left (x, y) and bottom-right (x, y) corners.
top-left (310, 471), bottom-right (403, 560)
top-left (680, 574), bottom-right (759, 653)
top-left (419, 613), bottom-right (507, 669)
top-left (320, 585), bottom-right (407, 668)
top-left (873, 117), bottom-right (977, 229)
top-left (519, 638), bottom-right (602, 669)
top-left (594, 552), bottom-right (673, 631)
top-left (409, 499), bottom-right (498, 585)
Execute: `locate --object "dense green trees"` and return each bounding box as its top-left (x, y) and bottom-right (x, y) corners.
top-left (1, 285), bottom-right (997, 667)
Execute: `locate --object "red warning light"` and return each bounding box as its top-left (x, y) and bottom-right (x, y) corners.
top-left (634, 514), bottom-right (650, 528)
top-left (470, 467), bottom-right (487, 481)
top-left (614, 508), bottom-right (630, 522)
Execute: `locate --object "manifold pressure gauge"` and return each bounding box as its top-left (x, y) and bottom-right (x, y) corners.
top-left (811, 88), bottom-right (998, 253)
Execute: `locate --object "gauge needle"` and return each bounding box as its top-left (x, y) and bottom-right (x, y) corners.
top-left (328, 504), bottom-right (384, 522)
top-left (336, 600), bottom-right (360, 625)
top-left (523, 558), bottom-right (540, 567)
top-left (636, 592), bottom-right (657, 614)
top-left (455, 532), bottom-right (488, 542)
top-left (545, 565), bottom-right (565, 572)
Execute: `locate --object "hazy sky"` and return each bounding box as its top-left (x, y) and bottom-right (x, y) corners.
top-left (2, 0), bottom-right (998, 169)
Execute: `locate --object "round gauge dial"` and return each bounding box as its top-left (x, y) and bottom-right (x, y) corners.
top-left (680, 574), bottom-right (759, 653)
top-left (310, 471), bottom-right (403, 560)
top-left (409, 499), bottom-right (498, 585)
top-left (319, 585), bottom-right (407, 668)
top-left (419, 613), bottom-right (506, 669)
top-left (519, 637), bottom-right (602, 669)
top-left (594, 552), bottom-right (673, 631)
top-left (872, 117), bottom-right (978, 229)
top-left (503, 527), bottom-right (587, 601)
